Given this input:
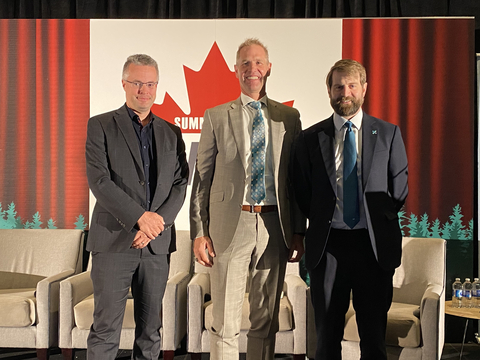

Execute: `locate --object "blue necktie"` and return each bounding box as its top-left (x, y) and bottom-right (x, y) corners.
top-left (343, 121), bottom-right (359, 228)
top-left (249, 101), bottom-right (266, 203)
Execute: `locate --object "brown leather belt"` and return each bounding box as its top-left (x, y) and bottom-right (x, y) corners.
top-left (241, 205), bottom-right (278, 213)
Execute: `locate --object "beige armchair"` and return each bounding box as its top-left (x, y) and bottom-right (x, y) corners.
top-left (59, 229), bottom-right (193, 360)
top-left (307, 237), bottom-right (446, 360)
top-left (0, 229), bottom-right (85, 360)
top-left (187, 261), bottom-right (307, 359)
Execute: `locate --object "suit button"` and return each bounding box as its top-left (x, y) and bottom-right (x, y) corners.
top-left (140, 181), bottom-right (145, 186)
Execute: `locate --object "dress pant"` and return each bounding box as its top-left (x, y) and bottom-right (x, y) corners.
top-left (87, 247), bottom-right (170, 360)
top-left (209, 210), bottom-right (288, 360)
top-left (309, 229), bottom-right (394, 360)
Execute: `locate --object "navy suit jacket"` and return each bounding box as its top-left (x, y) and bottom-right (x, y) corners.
top-left (292, 113), bottom-right (408, 271)
top-left (86, 105), bottom-right (189, 254)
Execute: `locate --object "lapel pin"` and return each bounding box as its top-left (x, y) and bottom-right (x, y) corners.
top-left (372, 130), bottom-right (378, 135)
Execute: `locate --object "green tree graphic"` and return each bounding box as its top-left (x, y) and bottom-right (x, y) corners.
top-left (407, 213), bottom-right (422, 237)
top-left (448, 204), bottom-right (467, 240)
top-left (47, 218), bottom-right (57, 229)
top-left (31, 212), bottom-right (43, 229)
top-left (419, 213), bottom-right (431, 238)
top-left (74, 214), bottom-right (87, 231)
top-left (430, 219), bottom-right (442, 238)
top-left (398, 210), bottom-right (407, 236)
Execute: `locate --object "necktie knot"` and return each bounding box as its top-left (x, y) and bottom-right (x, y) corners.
top-left (345, 121), bottom-right (353, 132)
top-left (249, 101), bottom-right (262, 111)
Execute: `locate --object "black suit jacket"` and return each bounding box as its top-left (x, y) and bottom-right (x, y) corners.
top-left (85, 105), bottom-right (189, 254)
top-left (292, 113), bottom-right (408, 271)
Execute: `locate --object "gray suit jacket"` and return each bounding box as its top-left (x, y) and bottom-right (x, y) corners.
top-left (190, 97), bottom-right (306, 249)
top-left (86, 104), bottom-right (189, 254)
top-left (293, 113), bottom-right (408, 271)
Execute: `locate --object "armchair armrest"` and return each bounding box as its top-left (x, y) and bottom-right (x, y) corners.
top-left (420, 283), bottom-right (444, 360)
top-left (35, 269), bottom-right (76, 348)
top-left (284, 273), bottom-right (307, 354)
top-left (187, 272), bottom-right (211, 352)
top-left (59, 271), bottom-right (93, 349)
top-left (162, 271), bottom-right (192, 350)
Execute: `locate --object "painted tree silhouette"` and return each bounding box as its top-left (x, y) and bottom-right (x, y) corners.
top-left (407, 213), bottom-right (422, 237)
top-left (448, 204), bottom-right (467, 240)
top-left (430, 219), bottom-right (442, 238)
top-left (74, 214), bottom-right (87, 231)
top-left (47, 218), bottom-right (57, 229)
top-left (419, 213), bottom-right (431, 238)
top-left (398, 210), bottom-right (407, 236)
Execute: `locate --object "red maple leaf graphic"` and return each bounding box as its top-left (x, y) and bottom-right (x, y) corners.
top-left (152, 42), bottom-right (294, 133)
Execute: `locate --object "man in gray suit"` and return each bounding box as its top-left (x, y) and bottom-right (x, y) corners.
top-left (85, 54), bottom-right (189, 360)
top-left (292, 59), bottom-right (408, 360)
top-left (190, 38), bottom-right (306, 360)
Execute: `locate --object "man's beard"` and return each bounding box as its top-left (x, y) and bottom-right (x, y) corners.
top-left (331, 96), bottom-right (364, 118)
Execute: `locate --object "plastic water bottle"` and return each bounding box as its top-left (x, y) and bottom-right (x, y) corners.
top-left (473, 278), bottom-right (480, 308)
top-left (463, 278), bottom-right (473, 308)
top-left (452, 278), bottom-right (463, 308)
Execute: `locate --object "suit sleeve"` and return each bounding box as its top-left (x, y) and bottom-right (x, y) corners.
top-left (389, 125), bottom-right (409, 212)
top-left (154, 125), bottom-right (189, 227)
top-left (290, 115), bottom-right (307, 234)
top-left (292, 130), bottom-right (313, 219)
top-left (189, 109), bottom-right (218, 239)
top-left (85, 116), bottom-right (145, 232)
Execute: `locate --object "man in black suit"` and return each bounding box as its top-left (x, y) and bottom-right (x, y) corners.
top-left (292, 59), bottom-right (408, 360)
top-left (85, 54), bottom-right (189, 359)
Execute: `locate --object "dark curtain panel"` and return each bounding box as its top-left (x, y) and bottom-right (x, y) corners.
top-left (343, 18), bottom-right (475, 223)
top-left (0, 19), bottom-right (89, 228)
top-left (1, 1), bottom-right (479, 51)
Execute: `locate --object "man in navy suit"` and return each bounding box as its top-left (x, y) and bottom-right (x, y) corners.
top-left (292, 59), bottom-right (408, 360)
top-left (85, 54), bottom-right (189, 360)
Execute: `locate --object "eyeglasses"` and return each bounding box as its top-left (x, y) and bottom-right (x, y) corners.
top-left (124, 80), bottom-right (158, 89)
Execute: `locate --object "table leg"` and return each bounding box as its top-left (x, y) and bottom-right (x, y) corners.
top-left (460, 318), bottom-right (469, 359)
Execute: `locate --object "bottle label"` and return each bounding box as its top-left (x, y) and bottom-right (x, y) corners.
top-left (455, 289), bottom-right (463, 298)
top-left (464, 290), bottom-right (472, 299)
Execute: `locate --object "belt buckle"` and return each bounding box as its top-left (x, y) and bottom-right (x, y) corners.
top-left (248, 205), bottom-right (255, 213)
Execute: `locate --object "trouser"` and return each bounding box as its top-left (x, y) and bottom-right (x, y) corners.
top-left (309, 229), bottom-right (394, 360)
top-left (87, 247), bottom-right (170, 360)
top-left (209, 210), bottom-right (288, 360)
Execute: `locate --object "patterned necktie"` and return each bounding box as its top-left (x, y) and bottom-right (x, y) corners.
top-left (249, 101), bottom-right (266, 203)
top-left (343, 121), bottom-right (359, 228)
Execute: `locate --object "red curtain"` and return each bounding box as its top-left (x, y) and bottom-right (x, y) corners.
top-left (0, 19), bottom-right (89, 229)
top-left (343, 18), bottom-right (475, 224)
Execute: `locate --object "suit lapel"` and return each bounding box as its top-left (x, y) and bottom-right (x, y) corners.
top-left (361, 114), bottom-right (377, 189)
top-left (114, 107), bottom-right (145, 181)
top-left (268, 100), bottom-right (286, 176)
top-left (318, 116), bottom-right (337, 193)
top-left (228, 98), bottom-right (248, 170)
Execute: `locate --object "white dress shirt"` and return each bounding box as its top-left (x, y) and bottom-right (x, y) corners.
top-left (240, 93), bottom-right (277, 206)
top-left (331, 109), bottom-right (367, 229)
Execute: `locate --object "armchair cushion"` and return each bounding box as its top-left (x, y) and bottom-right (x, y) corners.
top-left (0, 272), bottom-right (46, 289)
top-left (0, 289), bottom-right (37, 327)
top-left (74, 295), bottom-right (136, 330)
top-left (343, 301), bottom-right (421, 348)
top-left (204, 293), bottom-right (293, 332)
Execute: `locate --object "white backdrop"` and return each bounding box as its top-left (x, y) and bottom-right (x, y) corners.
top-left (89, 19), bottom-right (343, 230)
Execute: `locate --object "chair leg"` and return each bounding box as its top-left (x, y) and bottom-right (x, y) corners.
top-left (190, 353), bottom-right (202, 360)
top-left (163, 350), bottom-right (175, 360)
top-left (293, 355), bottom-right (305, 360)
top-left (36, 348), bottom-right (49, 360)
top-left (61, 348), bottom-right (74, 360)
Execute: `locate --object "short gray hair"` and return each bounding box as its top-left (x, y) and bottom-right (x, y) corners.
top-left (236, 38), bottom-right (269, 63)
top-left (122, 54), bottom-right (159, 81)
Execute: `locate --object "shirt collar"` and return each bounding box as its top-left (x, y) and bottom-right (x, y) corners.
top-left (333, 108), bottom-right (363, 132)
top-left (125, 103), bottom-right (153, 125)
top-left (240, 93), bottom-right (268, 108)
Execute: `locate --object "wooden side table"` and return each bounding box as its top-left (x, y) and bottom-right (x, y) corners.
top-left (445, 300), bottom-right (480, 359)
